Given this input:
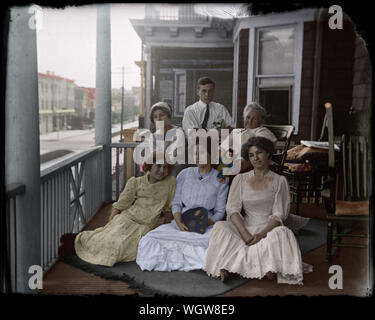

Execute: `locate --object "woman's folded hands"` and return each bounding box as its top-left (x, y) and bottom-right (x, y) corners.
top-left (246, 233), bottom-right (266, 246)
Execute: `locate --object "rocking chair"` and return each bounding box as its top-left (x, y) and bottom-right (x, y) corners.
top-left (323, 134), bottom-right (370, 262)
top-left (263, 124), bottom-right (294, 174)
top-left (282, 103), bottom-right (338, 215)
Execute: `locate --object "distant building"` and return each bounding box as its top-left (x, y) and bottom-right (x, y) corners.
top-left (38, 71), bottom-right (95, 133)
top-left (80, 87), bottom-right (96, 120)
top-left (82, 87), bottom-right (96, 121)
top-left (112, 87), bottom-right (140, 112)
top-left (131, 86), bottom-right (141, 107)
top-left (74, 86), bottom-right (96, 128)
top-left (38, 71), bottom-right (76, 133)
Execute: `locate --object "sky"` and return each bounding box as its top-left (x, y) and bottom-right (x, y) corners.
top-left (35, 3), bottom-right (250, 90)
top-left (36, 4), bottom-right (145, 90)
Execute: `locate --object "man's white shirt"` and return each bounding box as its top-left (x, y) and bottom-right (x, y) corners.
top-left (182, 100), bottom-right (233, 134)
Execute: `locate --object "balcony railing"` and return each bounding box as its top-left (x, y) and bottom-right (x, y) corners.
top-left (40, 145), bottom-right (105, 271)
top-left (2, 183), bottom-right (26, 293)
top-left (111, 143), bottom-right (140, 201)
top-left (145, 4), bottom-right (209, 22)
top-left (3, 142), bottom-right (143, 293)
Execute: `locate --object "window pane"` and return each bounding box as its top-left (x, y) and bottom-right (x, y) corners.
top-left (259, 88), bottom-right (290, 125)
top-left (258, 27), bottom-right (295, 75)
top-left (176, 73), bottom-right (186, 115)
top-left (159, 72), bottom-right (174, 103)
top-left (259, 77), bottom-right (294, 87)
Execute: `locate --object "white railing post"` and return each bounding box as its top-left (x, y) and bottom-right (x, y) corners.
top-left (5, 6), bottom-right (41, 293)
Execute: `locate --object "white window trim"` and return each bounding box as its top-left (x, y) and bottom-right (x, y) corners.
top-left (231, 9), bottom-right (315, 133)
top-left (232, 36), bottom-right (239, 127)
top-left (173, 69), bottom-right (186, 117)
top-left (293, 21), bottom-right (304, 135)
top-left (233, 8), bottom-right (316, 41)
top-left (247, 22), bottom-right (304, 134)
top-left (247, 27), bottom-right (256, 108)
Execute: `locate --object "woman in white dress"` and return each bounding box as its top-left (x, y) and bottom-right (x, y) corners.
top-left (204, 136), bottom-right (311, 284)
top-left (136, 137), bottom-right (229, 272)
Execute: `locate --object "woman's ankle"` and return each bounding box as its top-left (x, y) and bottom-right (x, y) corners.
top-left (220, 269), bottom-right (230, 282)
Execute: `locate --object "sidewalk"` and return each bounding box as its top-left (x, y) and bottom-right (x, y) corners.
top-left (40, 120), bottom-right (139, 142)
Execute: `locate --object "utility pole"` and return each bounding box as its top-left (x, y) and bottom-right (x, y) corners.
top-left (135, 41), bottom-right (146, 128)
top-left (120, 66), bottom-right (124, 142)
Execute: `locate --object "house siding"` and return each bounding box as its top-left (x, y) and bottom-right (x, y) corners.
top-left (316, 16), bottom-right (356, 136)
top-left (294, 21), bottom-right (316, 142)
top-left (352, 35), bottom-right (372, 112)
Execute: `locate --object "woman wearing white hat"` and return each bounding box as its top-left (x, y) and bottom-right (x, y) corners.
top-left (146, 102), bottom-right (186, 176)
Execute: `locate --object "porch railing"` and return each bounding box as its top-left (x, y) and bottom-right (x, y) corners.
top-left (40, 145), bottom-right (105, 271)
top-left (145, 4), bottom-right (209, 22)
top-left (2, 183), bottom-right (26, 293)
top-left (111, 143), bottom-right (140, 202)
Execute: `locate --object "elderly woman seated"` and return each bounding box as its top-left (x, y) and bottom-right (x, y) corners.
top-left (221, 102), bottom-right (277, 173)
top-left (204, 136), bottom-right (312, 284)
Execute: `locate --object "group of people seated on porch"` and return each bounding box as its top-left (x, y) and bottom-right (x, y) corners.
top-left (59, 77), bottom-right (312, 285)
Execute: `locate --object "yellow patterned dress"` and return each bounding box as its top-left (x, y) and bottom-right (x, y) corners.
top-left (74, 174), bottom-right (176, 267)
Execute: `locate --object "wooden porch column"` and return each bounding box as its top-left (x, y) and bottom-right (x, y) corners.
top-left (5, 6), bottom-right (41, 293)
top-left (145, 46), bottom-right (152, 130)
top-left (95, 4), bottom-right (112, 202)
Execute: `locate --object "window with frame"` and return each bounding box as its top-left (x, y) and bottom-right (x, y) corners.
top-left (255, 25), bottom-right (296, 125)
top-left (159, 70), bottom-right (174, 108)
top-left (158, 68), bottom-right (187, 117)
top-left (174, 70), bottom-right (186, 117)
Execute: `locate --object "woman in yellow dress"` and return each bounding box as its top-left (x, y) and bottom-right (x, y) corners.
top-left (59, 151), bottom-right (176, 267)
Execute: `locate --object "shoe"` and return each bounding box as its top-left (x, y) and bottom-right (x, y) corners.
top-left (58, 233), bottom-right (78, 256)
top-left (265, 271), bottom-right (276, 281)
top-left (220, 269), bottom-right (230, 282)
top-left (60, 233), bottom-right (78, 244)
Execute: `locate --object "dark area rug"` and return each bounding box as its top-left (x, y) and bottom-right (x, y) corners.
top-left (292, 218), bottom-right (327, 254)
top-left (59, 218), bottom-right (327, 297)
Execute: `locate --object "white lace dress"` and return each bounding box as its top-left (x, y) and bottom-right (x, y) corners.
top-left (203, 170), bottom-right (312, 285)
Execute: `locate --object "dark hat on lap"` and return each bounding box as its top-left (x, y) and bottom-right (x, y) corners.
top-left (182, 207), bottom-right (208, 234)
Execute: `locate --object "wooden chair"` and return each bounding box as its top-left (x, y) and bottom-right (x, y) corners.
top-left (263, 124), bottom-right (294, 174)
top-left (282, 103), bottom-right (336, 215)
top-left (323, 134), bottom-right (370, 262)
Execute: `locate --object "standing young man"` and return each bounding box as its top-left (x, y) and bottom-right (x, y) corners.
top-left (182, 77), bottom-right (233, 134)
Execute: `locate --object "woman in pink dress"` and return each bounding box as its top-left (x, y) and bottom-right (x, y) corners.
top-left (204, 136), bottom-right (311, 284)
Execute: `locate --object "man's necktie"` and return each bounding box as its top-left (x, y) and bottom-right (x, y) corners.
top-left (201, 104), bottom-right (210, 129)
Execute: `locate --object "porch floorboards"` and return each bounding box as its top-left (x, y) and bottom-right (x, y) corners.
top-left (38, 202), bottom-right (370, 296)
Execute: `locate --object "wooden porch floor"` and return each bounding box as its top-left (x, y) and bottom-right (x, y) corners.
top-left (38, 202), bottom-right (370, 297)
